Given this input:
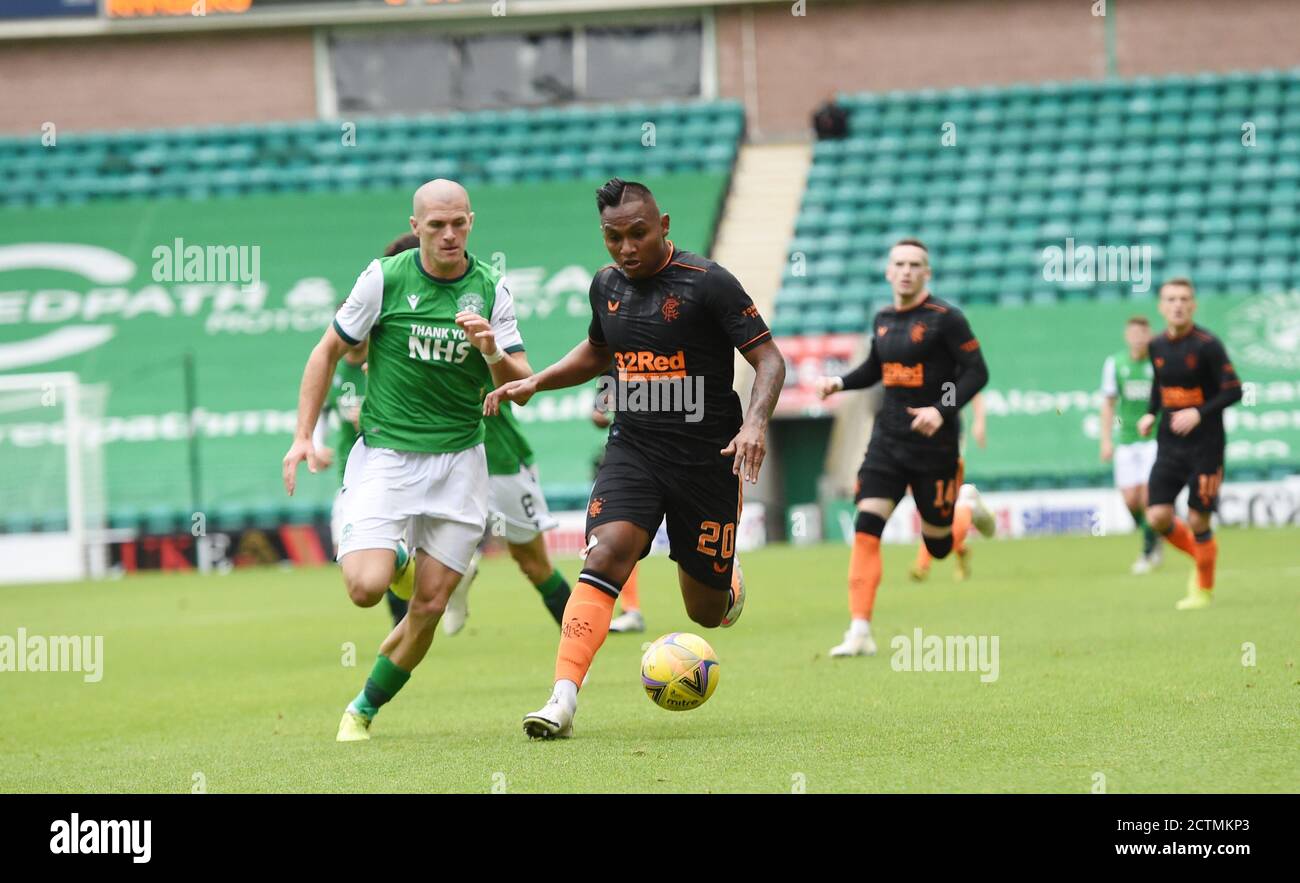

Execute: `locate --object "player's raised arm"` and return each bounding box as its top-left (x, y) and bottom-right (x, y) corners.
top-left (457, 277), bottom-right (532, 386)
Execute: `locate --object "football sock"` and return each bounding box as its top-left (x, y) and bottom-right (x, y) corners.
top-left (620, 566), bottom-right (641, 612)
top-left (849, 512), bottom-right (885, 621)
top-left (922, 532), bottom-right (954, 560)
top-left (1160, 517), bottom-right (1197, 559)
top-left (385, 590), bottom-right (408, 627)
top-left (554, 575), bottom-right (617, 687)
top-left (394, 543), bottom-right (409, 572)
top-left (535, 569), bottom-right (571, 625)
top-left (1193, 529), bottom-right (1217, 590)
top-left (348, 654), bottom-right (410, 722)
top-left (1131, 507), bottom-right (1158, 556)
top-left (952, 503), bottom-right (972, 553)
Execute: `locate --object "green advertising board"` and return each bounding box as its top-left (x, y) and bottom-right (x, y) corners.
top-left (0, 173), bottom-right (730, 523)
top-left (957, 292), bottom-right (1300, 484)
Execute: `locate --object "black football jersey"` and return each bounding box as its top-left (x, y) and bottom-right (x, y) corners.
top-left (840, 294), bottom-right (988, 453)
top-left (1147, 325), bottom-right (1241, 448)
top-left (587, 244), bottom-right (771, 465)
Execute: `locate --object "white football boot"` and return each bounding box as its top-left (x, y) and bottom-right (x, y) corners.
top-left (1130, 553), bottom-right (1153, 575)
top-left (829, 621), bottom-right (877, 657)
top-left (959, 483), bottom-right (996, 538)
top-left (608, 609), bottom-right (646, 633)
top-left (441, 551), bottom-right (480, 636)
top-left (523, 689), bottom-right (575, 740)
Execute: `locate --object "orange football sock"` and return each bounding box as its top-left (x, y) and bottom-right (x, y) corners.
top-left (1163, 518), bottom-right (1197, 559)
top-left (555, 581), bottom-right (616, 686)
top-left (620, 566), bottom-right (640, 612)
top-left (1194, 533), bottom-right (1218, 590)
top-left (848, 533), bottom-right (882, 621)
top-left (952, 503), bottom-right (972, 553)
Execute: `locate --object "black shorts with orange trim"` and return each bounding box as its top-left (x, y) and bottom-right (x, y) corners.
top-left (1148, 441), bottom-right (1225, 513)
top-left (586, 438), bottom-right (741, 590)
top-left (855, 439), bottom-right (963, 527)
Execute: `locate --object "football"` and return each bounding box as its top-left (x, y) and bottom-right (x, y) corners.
top-left (640, 632), bottom-right (720, 711)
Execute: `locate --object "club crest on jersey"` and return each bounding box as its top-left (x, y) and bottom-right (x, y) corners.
top-left (457, 293), bottom-right (486, 316)
top-left (406, 293), bottom-right (420, 310)
top-left (661, 294), bottom-right (681, 322)
top-left (877, 325), bottom-right (889, 337)
top-left (910, 322), bottom-right (926, 343)
top-left (1185, 353), bottom-right (1198, 370)
top-left (1154, 357), bottom-right (1165, 368)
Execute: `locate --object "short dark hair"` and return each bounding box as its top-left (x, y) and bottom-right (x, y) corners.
top-left (893, 237), bottom-right (928, 252)
top-left (1126, 315), bottom-right (1150, 327)
top-left (383, 233), bottom-right (420, 257)
top-left (1160, 276), bottom-right (1195, 294)
top-left (596, 177), bottom-right (654, 212)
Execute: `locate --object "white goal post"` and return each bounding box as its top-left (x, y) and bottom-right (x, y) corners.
top-left (0, 372), bottom-right (107, 585)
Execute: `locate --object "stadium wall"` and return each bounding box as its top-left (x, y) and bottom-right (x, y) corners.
top-left (3, 0), bottom-right (1299, 136)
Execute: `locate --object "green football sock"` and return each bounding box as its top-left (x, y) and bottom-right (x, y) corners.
top-left (348, 655), bottom-right (411, 721)
top-left (535, 569), bottom-right (571, 625)
top-left (394, 543), bottom-right (409, 572)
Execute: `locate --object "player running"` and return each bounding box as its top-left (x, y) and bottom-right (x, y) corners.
top-left (591, 373), bottom-right (645, 633)
top-left (378, 233), bottom-right (573, 634)
top-left (1099, 315), bottom-right (1163, 575)
top-left (1137, 278), bottom-right (1242, 610)
top-left (283, 179), bottom-right (532, 742)
top-left (485, 178), bottom-right (786, 738)
top-left (816, 238), bottom-right (989, 657)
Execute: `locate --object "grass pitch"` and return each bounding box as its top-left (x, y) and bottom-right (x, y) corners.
top-left (1, 529), bottom-right (1296, 793)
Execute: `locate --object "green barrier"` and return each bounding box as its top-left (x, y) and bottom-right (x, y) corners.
top-left (0, 173), bottom-right (730, 519)
top-left (958, 293), bottom-right (1300, 482)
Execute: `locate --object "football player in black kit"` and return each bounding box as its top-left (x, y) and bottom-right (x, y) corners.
top-left (485, 178), bottom-right (786, 738)
top-left (1137, 277), bottom-right (1241, 610)
top-left (815, 239), bottom-right (989, 657)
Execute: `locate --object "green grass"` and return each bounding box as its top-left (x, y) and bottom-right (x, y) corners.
top-left (1, 529), bottom-right (1296, 793)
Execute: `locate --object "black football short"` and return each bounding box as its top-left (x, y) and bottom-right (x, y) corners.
top-left (855, 440), bottom-right (964, 527)
top-left (586, 440), bottom-right (740, 590)
top-left (1148, 442), bottom-right (1225, 513)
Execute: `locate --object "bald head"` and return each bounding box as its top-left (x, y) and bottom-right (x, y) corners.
top-left (410, 178), bottom-right (474, 278)
top-left (413, 178), bottom-right (471, 216)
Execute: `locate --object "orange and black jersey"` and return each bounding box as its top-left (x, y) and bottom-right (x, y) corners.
top-left (587, 243), bottom-right (771, 466)
top-left (840, 294), bottom-right (988, 452)
top-left (1146, 325), bottom-right (1241, 447)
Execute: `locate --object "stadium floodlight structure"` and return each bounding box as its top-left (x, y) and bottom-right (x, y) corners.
top-left (0, 372), bottom-right (107, 585)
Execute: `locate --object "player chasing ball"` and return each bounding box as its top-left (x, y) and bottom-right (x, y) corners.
top-left (284, 179), bottom-right (532, 742)
top-left (378, 234), bottom-right (573, 635)
top-left (816, 238), bottom-right (990, 657)
top-left (1099, 315), bottom-right (1163, 575)
top-left (485, 178), bottom-right (787, 738)
top-left (1137, 277), bottom-right (1242, 610)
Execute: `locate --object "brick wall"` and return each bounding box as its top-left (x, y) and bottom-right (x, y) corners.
top-left (0, 30), bottom-right (317, 135)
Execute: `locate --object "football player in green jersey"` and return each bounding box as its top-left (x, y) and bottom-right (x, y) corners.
top-left (379, 233), bottom-right (572, 635)
top-left (1100, 315), bottom-right (1162, 574)
top-left (284, 179), bottom-right (532, 742)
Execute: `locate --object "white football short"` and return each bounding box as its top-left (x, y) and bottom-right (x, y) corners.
top-left (488, 464), bottom-right (559, 545)
top-left (335, 437), bottom-right (488, 574)
top-left (1113, 440), bottom-right (1158, 490)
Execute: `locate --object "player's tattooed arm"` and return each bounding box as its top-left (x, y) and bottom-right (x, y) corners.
top-left (725, 340), bottom-right (786, 483)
